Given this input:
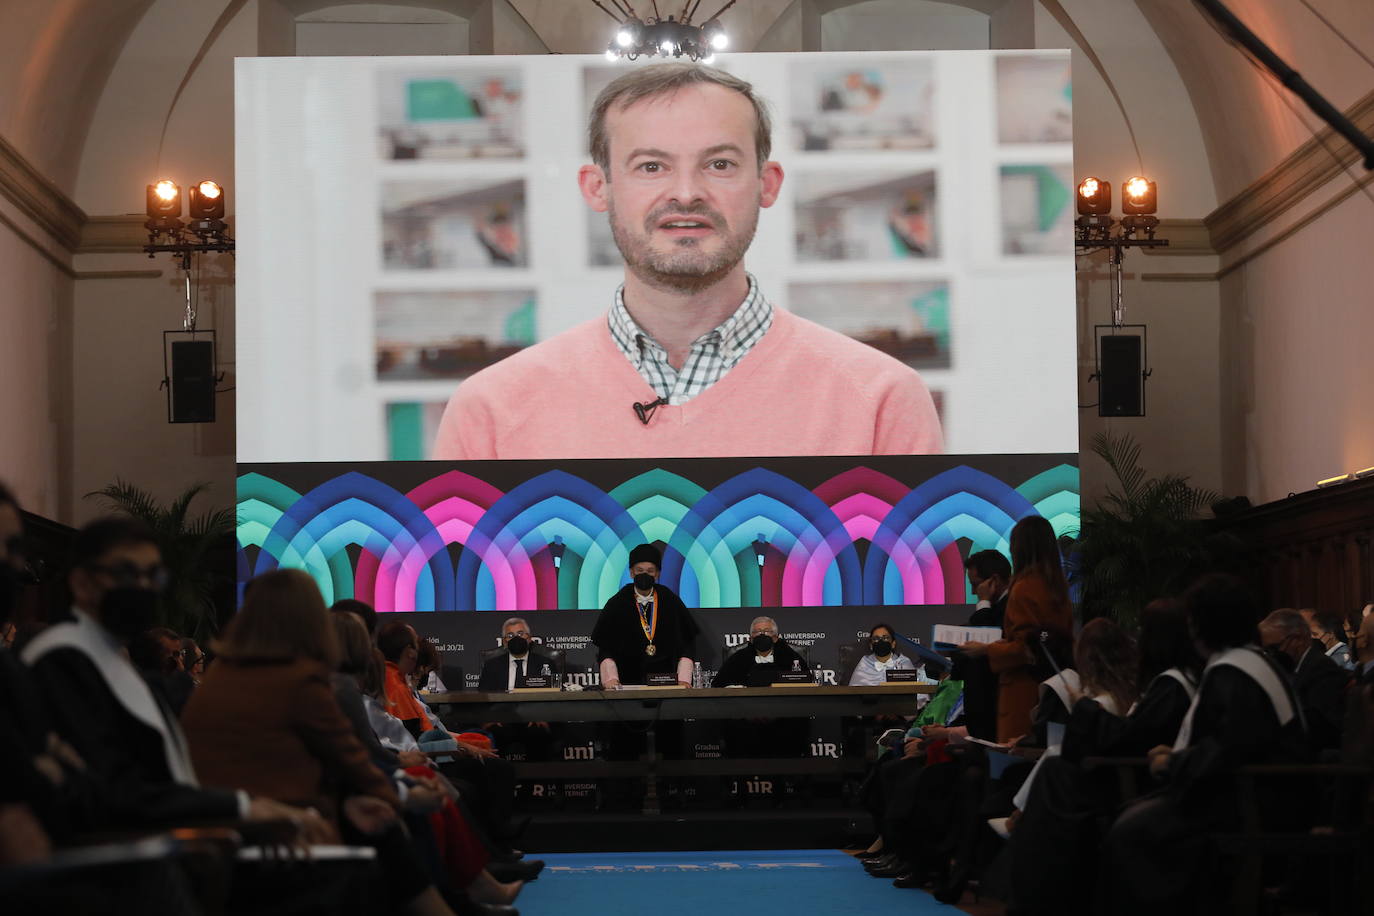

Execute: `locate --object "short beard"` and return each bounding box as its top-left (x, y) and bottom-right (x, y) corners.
top-left (607, 198), bottom-right (758, 295)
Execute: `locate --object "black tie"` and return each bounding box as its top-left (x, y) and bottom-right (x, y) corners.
top-left (515, 657), bottom-right (525, 688)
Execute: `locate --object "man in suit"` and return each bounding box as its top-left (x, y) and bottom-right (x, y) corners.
top-left (478, 617), bottom-right (559, 692)
top-left (1260, 608), bottom-right (1350, 754)
top-left (22, 517), bottom-right (325, 832)
top-left (963, 549), bottom-right (1010, 627)
top-left (477, 618), bottom-right (559, 762)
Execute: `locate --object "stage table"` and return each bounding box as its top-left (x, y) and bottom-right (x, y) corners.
top-left (426, 684), bottom-right (936, 814)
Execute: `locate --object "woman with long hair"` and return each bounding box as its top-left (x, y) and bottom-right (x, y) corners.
top-left (182, 569), bottom-right (473, 916)
top-left (958, 515), bottom-right (1074, 743)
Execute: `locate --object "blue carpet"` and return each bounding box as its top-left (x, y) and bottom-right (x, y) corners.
top-left (515, 849), bottom-right (959, 915)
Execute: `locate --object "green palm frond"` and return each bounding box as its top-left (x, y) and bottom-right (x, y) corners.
top-left (1071, 431), bottom-right (1225, 629)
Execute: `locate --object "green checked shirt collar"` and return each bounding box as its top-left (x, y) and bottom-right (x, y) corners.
top-left (608, 273), bottom-right (773, 406)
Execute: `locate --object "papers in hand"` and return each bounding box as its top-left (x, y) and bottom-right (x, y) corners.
top-left (933, 624), bottom-right (1001, 648)
top-left (964, 735), bottom-right (1013, 750)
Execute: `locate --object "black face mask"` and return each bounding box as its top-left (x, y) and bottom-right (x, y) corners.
top-left (506, 635), bottom-right (529, 656)
top-left (752, 634), bottom-right (775, 654)
top-left (99, 587), bottom-right (160, 644)
top-left (633, 573), bottom-right (655, 591)
top-left (871, 638), bottom-right (893, 657)
top-left (1262, 644), bottom-right (1295, 673)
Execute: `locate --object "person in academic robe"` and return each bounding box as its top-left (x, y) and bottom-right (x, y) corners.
top-left (713, 616), bottom-right (811, 759)
top-left (591, 543), bottom-right (699, 687)
top-left (591, 543), bottom-right (699, 769)
top-left (956, 516), bottom-right (1074, 744)
top-left (23, 517), bottom-right (327, 833)
top-left (1098, 574), bottom-right (1310, 916)
top-left (1001, 606), bottom-right (1200, 915)
top-left (963, 549), bottom-right (1011, 629)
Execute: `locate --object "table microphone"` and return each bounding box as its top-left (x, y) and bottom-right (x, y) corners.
top-left (633, 396), bottom-right (669, 425)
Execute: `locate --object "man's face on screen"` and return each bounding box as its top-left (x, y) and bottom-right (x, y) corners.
top-left (586, 84), bottom-right (782, 293)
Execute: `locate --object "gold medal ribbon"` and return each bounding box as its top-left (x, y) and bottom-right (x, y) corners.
top-left (637, 590), bottom-right (658, 649)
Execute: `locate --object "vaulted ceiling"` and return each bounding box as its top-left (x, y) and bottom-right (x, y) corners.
top-left (2, 0), bottom-right (1370, 204)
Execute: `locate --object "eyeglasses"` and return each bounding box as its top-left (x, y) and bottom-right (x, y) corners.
top-left (86, 561), bottom-right (169, 590)
top-left (504, 630), bottom-right (530, 639)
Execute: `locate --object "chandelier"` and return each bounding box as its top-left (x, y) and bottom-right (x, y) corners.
top-left (592, 1), bottom-right (737, 63)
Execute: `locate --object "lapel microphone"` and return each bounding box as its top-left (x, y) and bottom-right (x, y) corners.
top-left (633, 396), bottom-right (670, 425)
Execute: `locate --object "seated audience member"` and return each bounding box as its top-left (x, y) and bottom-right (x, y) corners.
top-left (1342, 612), bottom-right (1374, 766)
top-left (128, 626), bottom-right (196, 715)
top-left (183, 568), bottom-right (507, 916)
top-left (332, 612), bottom-right (527, 909)
top-left (23, 517), bottom-right (322, 831)
top-left (715, 616), bottom-right (811, 687)
top-left (476, 618), bottom-right (558, 760)
top-left (478, 617), bottom-right (558, 692)
top-left (1100, 574), bottom-right (1309, 915)
top-left (378, 620), bottom-right (525, 856)
top-left (180, 636), bottom-right (206, 681)
top-left (957, 516), bottom-right (1074, 744)
top-left (964, 550), bottom-right (1012, 627)
top-left (333, 596), bottom-right (379, 638)
top-left (847, 622), bottom-right (917, 686)
top-left (418, 640), bottom-right (449, 693)
top-left (712, 616), bottom-right (812, 761)
top-left (1304, 609), bottom-right (1355, 671)
top-left (1260, 608), bottom-right (1349, 754)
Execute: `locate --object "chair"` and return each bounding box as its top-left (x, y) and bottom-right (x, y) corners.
top-left (837, 642), bottom-right (865, 686)
top-left (478, 645), bottom-right (566, 685)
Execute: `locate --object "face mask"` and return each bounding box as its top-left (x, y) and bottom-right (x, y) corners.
top-left (99, 587), bottom-right (160, 643)
top-left (633, 573), bottom-right (655, 591)
top-left (752, 634), bottom-right (775, 654)
top-left (872, 638), bottom-right (893, 657)
top-left (506, 635), bottom-right (529, 656)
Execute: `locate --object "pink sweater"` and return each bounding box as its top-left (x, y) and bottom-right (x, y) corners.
top-left (432, 308), bottom-right (943, 460)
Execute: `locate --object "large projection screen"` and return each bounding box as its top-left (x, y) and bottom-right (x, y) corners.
top-left (236, 51), bottom-right (1077, 463)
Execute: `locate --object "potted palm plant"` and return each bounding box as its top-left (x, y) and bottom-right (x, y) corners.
top-left (1069, 432), bottom-right (1238, 629)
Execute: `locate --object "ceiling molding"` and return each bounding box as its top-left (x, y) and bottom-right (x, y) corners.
top-left (0, 135), bottom-right (86, 252)
top-left (1204, 89), bottom-right (1374, 254)
top-left (76, 215), bottom-right (150, 254)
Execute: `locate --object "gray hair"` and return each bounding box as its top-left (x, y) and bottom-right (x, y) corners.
top-left (749, 616), bottom-right (778, 634)
top-left (1261, 609), bottom-right (1308, 640)
top-left (588, 62), bottom-right (773, 175)
top-left (502, 617), bottom-right (530, 633)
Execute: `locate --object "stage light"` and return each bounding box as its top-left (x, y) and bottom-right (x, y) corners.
top-left (605, 44), bottom-right (618, 61)
top-left (1354, 466), bottom-right (1374, 480)
top-left (660, 38), bottom-right (675, 54)
top-left (704, 19), bottom-right (728, 50)
top-left (1122, 176), bottom-right (1157, 215)
top-left (615, 18), bottom-right (641, 47)
top-left (1317, 474), bottom-right (1352, 489)
top-left (147, 179), bottom-right (181, 218)
top-left (1076, 177), bottom-right (1110, 216)
top-left (189, 180), bottom-right (225, 220)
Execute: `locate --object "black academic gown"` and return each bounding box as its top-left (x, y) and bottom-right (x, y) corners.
top-left (712, 642), bottom-right (809, 687)
top-left (1100, 653), bottom-right (1309, 915)
top-left (29, 647), bottom-right (241, 826)
top-left (591, 583), bottom-right (699, 684)
top-left (1293, 642), bottom-right (1350, 754)
top-left (1006, 672), bottom-right (1197, 916)
top-left (950, 598), bottom-right (1007, 740)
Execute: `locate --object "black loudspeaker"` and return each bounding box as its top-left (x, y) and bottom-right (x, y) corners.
top-left (1099, 334), bottom-right (1143, 417)
top-left (170, 340), bottom-right (216, 423)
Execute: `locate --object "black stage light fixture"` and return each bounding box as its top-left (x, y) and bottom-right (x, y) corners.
top-left (188, 179), bottom-right (225, 220)
top-left (1076, 177), bottom-right (1111, 216)
top-left (145, 179), bottom-right (183, 232)
top-left (1121, 176), bottom-right (1157, 215)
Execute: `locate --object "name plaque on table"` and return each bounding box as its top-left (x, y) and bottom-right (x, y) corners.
top-left (518, 675), bottom-right (554, 689)
top-left (645, 672), bottom-right (681, 687)
top-left (772, 672), bottom-right (816, 685)
top-left (885, 670), bottom-right (920, 683)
